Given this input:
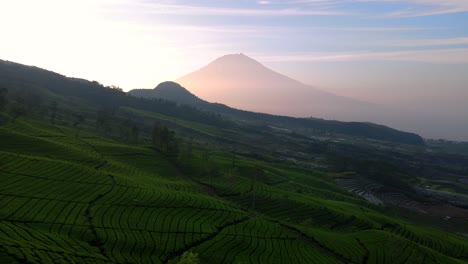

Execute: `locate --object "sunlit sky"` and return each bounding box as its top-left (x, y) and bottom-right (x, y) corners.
top-left (1, 0), bottom-right (468, 139)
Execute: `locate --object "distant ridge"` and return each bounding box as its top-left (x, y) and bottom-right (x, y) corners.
top-left (130, 82), bottom-right (205, 106)
top-left (0, 58), bottom-right (424, 146)
top-left (128, 81), bottom-right (425, 146)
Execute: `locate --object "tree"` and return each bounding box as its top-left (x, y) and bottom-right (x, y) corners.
top-left (0, 88), bottom-right (7, 111)
top-left (96, 109), bottom-right (112, 134)
top-left (152, 123), bottom-right (178, 154)
top-left (178, 138), bottom-right (193, 165)
top-left (49, 101), bottom-right (58, 124)
top-left (161, 126), bottom-right (170, 151)
top-left (131, 124), bottom-right (139, 143)
top-left (152, 122), bottom-right (162, 147)
top-left (20, 89), bottom-right (43, 116)
top-left (120, 119), bottom-right (132, 141)
top-left (10, 96), bottom-right (26, 122)
top-left (178, 251), bottom-right (200, 264)
top-left (72, 113), bottom-right (85, 137)
top-left (108, 85), bottom-right (123, 92)
top-left (8, 88), bottom-right (42, 120)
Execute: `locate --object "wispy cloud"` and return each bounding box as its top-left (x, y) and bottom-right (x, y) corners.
top-left (146, 24), bottom-right (443, 34)
top-left (256, 48), bottom-right (468, 63)
top-left (312, 26), bottom-right (444, 32)
top-left (267, 0), bottom-right (468, 17)
top-left (382, 0), bottom-right (468, 17)
top-left (105, 0), bottom-right (468, 19)
top-left (382, 37), bottom-right (468, 47)
top-left (133, 3), bottom-right (348, 16)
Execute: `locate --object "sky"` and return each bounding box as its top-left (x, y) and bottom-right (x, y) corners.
top-left (0, 0), bottom-right (467, 140)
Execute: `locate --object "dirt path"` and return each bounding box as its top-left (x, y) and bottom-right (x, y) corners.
top-left (84, 174), bottom-right (115, 258)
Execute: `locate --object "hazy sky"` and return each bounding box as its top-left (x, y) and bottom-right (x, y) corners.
top-left (1, 0), bottom-right (467, 139)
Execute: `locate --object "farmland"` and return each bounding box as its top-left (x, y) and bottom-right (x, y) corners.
top-left (1, 117), bottom-right (467, 263)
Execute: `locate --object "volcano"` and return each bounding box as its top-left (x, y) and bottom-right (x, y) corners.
top-left (176, 53), bottom-right (377, 121)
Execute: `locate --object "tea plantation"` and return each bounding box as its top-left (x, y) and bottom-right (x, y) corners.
top-left (1, 118), bottom-right (467, 263)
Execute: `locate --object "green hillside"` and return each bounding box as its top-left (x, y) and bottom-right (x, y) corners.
top-left (0, 117), bottom-right (467, 263)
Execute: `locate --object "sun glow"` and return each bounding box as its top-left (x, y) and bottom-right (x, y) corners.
top-left (0, 0), bottom-right (184, 89)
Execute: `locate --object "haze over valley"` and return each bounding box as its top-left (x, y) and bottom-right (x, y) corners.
top-left (176, 53), bottom-right (467, 140)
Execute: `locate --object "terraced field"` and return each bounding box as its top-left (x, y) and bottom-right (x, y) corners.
top-left (1, 118), bottom-right (468, 263)
top-left (0, 120), bottom-right (246, 263)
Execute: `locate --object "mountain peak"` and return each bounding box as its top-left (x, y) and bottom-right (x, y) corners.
top-left (176, 53), bottom-right (379, 121)
top-left (210, 53), bottom-right (263, 67)
top-left (129, 81), bottom-right (204, 106)
top-left (154, 81), bottom-right (185, 90)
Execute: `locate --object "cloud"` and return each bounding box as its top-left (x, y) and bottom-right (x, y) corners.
top-left (255, 48), bottom-right (468, 63)
top-left (270, 0), bottom-right (468, 16)
top-left (147, 24), bottom-right (442, 34)
top-left (359, 0), bottom-right (468, 17)
top-left (382, 38), bottom-right (468, 47)
top-left (106, 0), bottom-right (468, 18)
top-left (134, 3), bottom-right (348, 16)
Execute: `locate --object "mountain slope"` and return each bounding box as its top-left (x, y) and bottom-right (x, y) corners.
top-left (129, 81), bottom-right (424, 146)
top-left (176, 54), bottom-right (379, 121)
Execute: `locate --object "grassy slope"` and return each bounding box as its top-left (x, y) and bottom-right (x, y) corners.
top-left (0, 118), bottom-right (467, 263)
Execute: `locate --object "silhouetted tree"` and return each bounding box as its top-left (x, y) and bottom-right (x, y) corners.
top-left (49, 101), bottom-right (58, 124)
top-left (72, 113), bottom-right (85, 137)
top-left (152, 123), bottom-right (178, 154)
top-left (96, 109), bottom-right (112, 134)
top-left (161, 126), bottom-right (170, 151)
top-left (0, 88), bottom-right (7, 111)
top-left (10, 97), bottom-right (26, 122)
top-left (108, 85), bottom-right (123, 92)
top-left (120, 119), bottom-right (132, 141)
top-left (178, 138), bottom-right (193, 165)
top-left (21, 89), bottom-right (43, 116)
top-left (152, 122), bottom-right (162, 147)
top-left (167, 130), bottom-right (179, 156)
top-left (131, 124), bottom-right (139, 143)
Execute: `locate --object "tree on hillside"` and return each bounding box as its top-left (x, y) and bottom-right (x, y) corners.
top-left (119, 119), bottom-right (140, 143)
top-left (108, 85), bottom-right (123, 92)
top-left (131, 124), bottom-right (140, 143)
top-left (152, 122), bottom-right (178, 154)
top-left (120, 119), bottom-right (132, 141)
top-left (72, 113), bottom-right (85, 137)
top-left (10, 97), bottom-right (26, 122)
top-left (152, 122), bottom-right (162, 147)
top-left (178, 138), bottom-right (194, 166)
top-left (0, 88), bottom-right (7, 111)
top-left (20, 89), bottom-right (43, 116)
top-left (96, 109), bottom-right (112, 134)
top-left (49, 101), bottom-right (58, 124)
top-left (161, 126), bottom-right (170, 150)
top-left (7, 88), bottom-right (43, 119)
